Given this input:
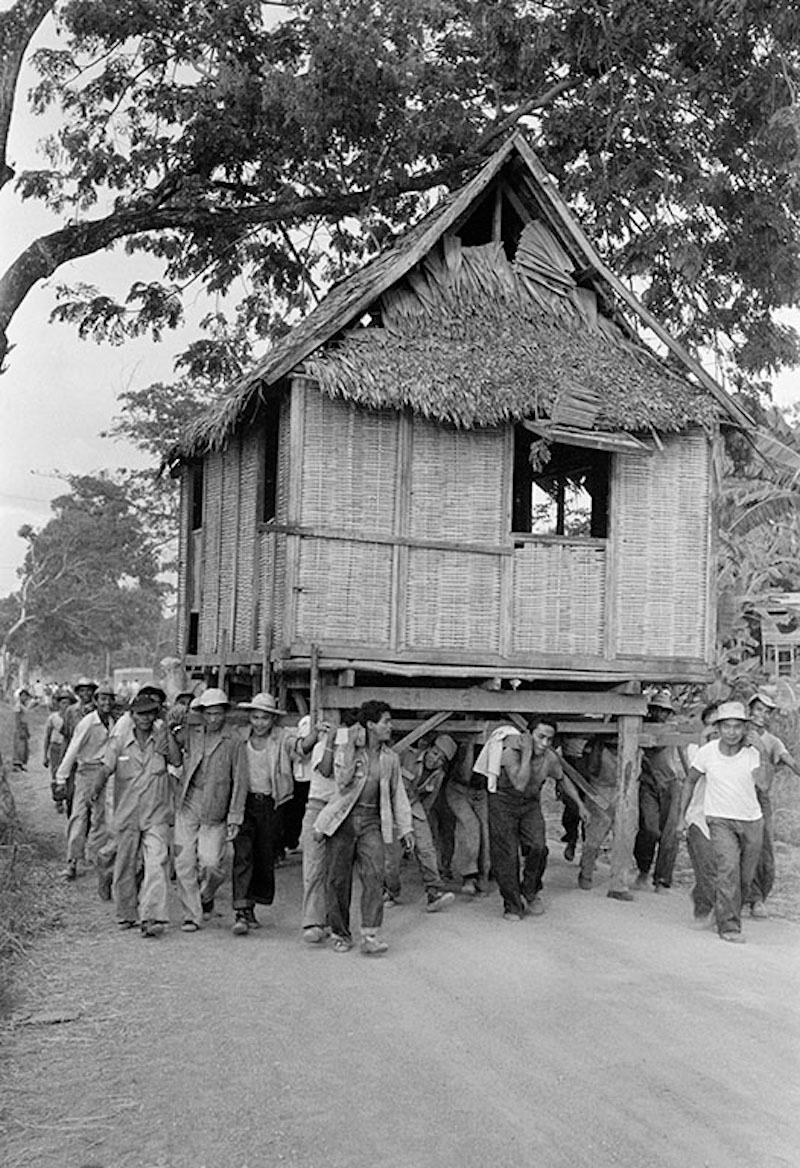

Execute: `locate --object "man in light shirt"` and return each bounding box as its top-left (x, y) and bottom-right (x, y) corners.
top-left (682, 701), bottom-right (764, 944)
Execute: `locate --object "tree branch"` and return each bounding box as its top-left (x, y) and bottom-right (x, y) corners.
top-left (0, 0), bottom-right (54, 190)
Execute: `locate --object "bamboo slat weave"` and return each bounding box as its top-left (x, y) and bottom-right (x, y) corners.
top-left (234, 430), bottom-right (259, 650)
top-left (612, 432), bottom-right (709, 659)
top-left (218, 440), bottom-right (240, 650)
top-left (409, 420), bottom-right (505, 542)
top-left (176, 472), bottom-right (189, 653)
top-left (403, 549), bottom-right (503, 651)
top-left (512, 542), bottom-right (606, 655)
top-left (294, 537), bottom-right (392, 645)
top-left (200, 450), bottom-right (222, 654)
top-left (300, 393), bottom-right (399, 532)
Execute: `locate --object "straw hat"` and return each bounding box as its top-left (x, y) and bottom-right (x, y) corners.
top-left (193, 687), bottom-right (230, 709)
top-left (748, 690), bottom-right (777, 710)
top-left (74, 676), bottom-right (97, 692)
top-left (95, 679), bottom-right (116, 698)
top-left (238, 692), bottom-right (286, 715)
top-left (432, 734), bottom-right (458, 762)
top-left (712, 701), bottom-right (749, 723)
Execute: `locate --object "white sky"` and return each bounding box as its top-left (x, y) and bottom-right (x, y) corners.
top-left (0, 5), bottom-right (799, 596)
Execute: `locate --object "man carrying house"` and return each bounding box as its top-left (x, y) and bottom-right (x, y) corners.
top-left (174, 688), bottom-right (240, 931)
top-left (633, 691), bottom-right (684, 892)
top-left (314, 701), bottom-right (413, 955)
top-left (95, 691), bottom-right (182, 936)
top-left (681, 701), bottom-right (765, 943)
top-left (745, 690), bottom-right (800, 918)
top-left (481, 716), bottom-right (588, 920)
top-left (385, 734), bottom-right (457, 912)
top-left (55, 679), bottom-right (117, 890)
top-left (297, 715), bottom-right (337, 944)
top-left (59, 676), bottom-right (99, 818)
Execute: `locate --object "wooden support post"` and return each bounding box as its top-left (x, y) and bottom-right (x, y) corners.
top-left (261, 624), bottom-right (273, 695)
top-left (309, 643), bottom-right (320, 727)
top-left (607, 714), bottom-right (642, 897)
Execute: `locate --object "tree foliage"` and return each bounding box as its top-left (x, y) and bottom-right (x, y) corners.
top-left (0, 473), bottom-right (165, 667)
top-left (0, 0), bottom-right (797, 388)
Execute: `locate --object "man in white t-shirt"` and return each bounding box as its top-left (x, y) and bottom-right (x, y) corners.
top-left (682, 701), bottom-right (764, 943)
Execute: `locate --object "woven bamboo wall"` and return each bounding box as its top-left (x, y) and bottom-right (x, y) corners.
top-left (409, 420), bottom-right (505, 540)
top-left (295, 538), bottom-right (393, 645)
top-left (612, 431), bottom-right (710, 660)
top-left (176, 471), bottom-right (189, 654)
top-left (199, 450), bottom-right (222, 654)
top-left (217, 438), bottom-right (240, 655)
top-left (404, 549), bottom-right (503, 651)
top-left (233, 429), bottom-right (259, 651)
top-left (512, 542), bottom-right (606, 654)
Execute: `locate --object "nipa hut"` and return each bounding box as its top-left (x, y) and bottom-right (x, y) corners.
top-left (168, 133), bottom-right (749, 834)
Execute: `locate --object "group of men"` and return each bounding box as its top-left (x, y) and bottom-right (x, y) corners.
top-left (38, 674), bottom-right (795, 951)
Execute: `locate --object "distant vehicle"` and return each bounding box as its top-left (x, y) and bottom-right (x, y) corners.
top-left (113, 667), bottom-right (155, 701)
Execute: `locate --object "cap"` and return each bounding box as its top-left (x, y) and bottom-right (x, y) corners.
top-left (712, 701), bottom-right (749, 723)
top-left (648, 691), bottom-right (675, 712)
top-left (748, 691), bottom-right (777, 710)
top-left (138, 684), bottom-right (167, 704)
top-left (432, 734), bottom-right (457, 762)
top-left (131, 692), bottom-right (160, 714)
top-left (193, 687), bottom-right (230, 709)
top-left (238, 692), bottom-right (286, 715)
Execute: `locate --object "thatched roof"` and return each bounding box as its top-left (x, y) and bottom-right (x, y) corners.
top-left (171, 133), bottom-right (747, 464)
top-left (304, 233), bottom-right (716, 432)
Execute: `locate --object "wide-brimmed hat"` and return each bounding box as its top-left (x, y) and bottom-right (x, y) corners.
top-left (138, 684), bottom-right (167, 704)
top-left (238, 692), bottom-right (286, 715)
top-left (74, 676), bottom-right (97, 691)
top-left (748, 690), bottom-right (777, 710)
top-left (712, 701), bottom-right (749, 723)
top-left (648, 691), bottom-right (675, 712)
top-left (193, 687), bottom-right (230, 709)
top-left (95, 679), bottom-right (116, 698)
top-left (432, 734), bottom-right (458, 762)
top-left (131, 692), bottom-right (160, 714)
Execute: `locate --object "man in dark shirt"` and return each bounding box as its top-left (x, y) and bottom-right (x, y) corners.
top-left (634, 692), bottom-right (684, 892)
top-left (486, 715), bottom-right (587, 920)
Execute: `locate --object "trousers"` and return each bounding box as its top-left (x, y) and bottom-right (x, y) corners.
top-left (300, 797), bottom-right (329, 930)
top-left (174, 792), bottom-right (228, 925)
top-left (633, 778), bottom-right (680, 887)
top-left (748, 790), bottom-right (774, 905)
top-left (384, 804), bottom-right (442, 899)
top-left (446, 783), bottom-right (490, 884)
top-left (488, 789), bottom-right (548, 915)
top-left (66, 768), bottom-right (109, 864)
top-left (708, 816), bottom-right (763, 935)
top-left (326, 808), bottom-right (384, 941)
top-left (114, 821), bottom-right (170, 924)
top-left (232, 792), bottom-right (277, 909)
top-left (686, 824), bottom-right (716, 918)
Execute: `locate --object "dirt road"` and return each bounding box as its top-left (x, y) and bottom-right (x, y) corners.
top-left (3, 737), bottom-right (799, 1168)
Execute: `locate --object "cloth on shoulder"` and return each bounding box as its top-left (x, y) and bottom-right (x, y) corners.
top-left (473, 725), bottom-right (523, 793)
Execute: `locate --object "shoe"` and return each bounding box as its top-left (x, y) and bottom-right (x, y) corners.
top-left (97, 870), bottom-right (113, 902)
top-left (461, 879), bottom-right (478, 896)
top-left (117, 920), bottom-right (137, 930)
top-left (361, 935), bottom-right (388, 955)
top-left (691, 913), bottom-right (712, 930)
top-left (62, 861), bottom-right (77, 882)
top-left (634, 872), bottom-right (649, 890)
top-left (181, 920), bottom-right (200, 933)
top-left (564, 843), bottom-right (576, 862)
top-left (141, 920), bottom-right (164, 938)
top-left (201, 899), bottom-right (214, 920)
top-left (332, 935), bottom-right (353, 953)
top-left (503, 910), bottom-right (524, 922)
top-left (232, 912), bottom-right (249, 936)
top-left (577, 875), bottom-right (592, 890)
top-left (750, 901), bottom-right (768, 919)
top-left (302, 926), bottom-right (326, 944)
top-left (527, 895), bottom-right (545, 916)
top-left (243, 907), bottom-right (261, 929)
top-left (607, 889), bottom-right (634, 902)
top-left (720, 931), bottom-right (746, 944)
top-left (426, 891), bottom-right (455, 913)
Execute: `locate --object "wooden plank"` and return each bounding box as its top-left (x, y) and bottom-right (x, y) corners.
top-left (392, 719), bottom-right (489, 736)
top-left (607, 714), bottom-right (642, 896)
top-left (320, 686), bottom-right (648, 715)
top-left (392, 711), bottom-right (452, 756)
top-left (392, 409), bottom-right (412, 651)
top-left (284, 380), bottom-right (306, 650)
top-left (262, 521), bottom-right (513, 559)
top-left (500, 423), bottom-right (514, 658)
top-left (309, 643), bottom-right (320, 726)
top-left (492, 184), bottom-right (503, 241)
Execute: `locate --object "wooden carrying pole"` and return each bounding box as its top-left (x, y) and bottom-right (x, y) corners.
top-left (309, 643), bottom-right (320, 727)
